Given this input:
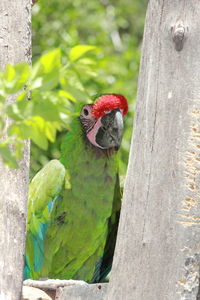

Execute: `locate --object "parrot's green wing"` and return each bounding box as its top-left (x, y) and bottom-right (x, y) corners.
top-left (24, 159), bottom-right (66, 279)
top-left (92, 173), bottom-right (122, 282)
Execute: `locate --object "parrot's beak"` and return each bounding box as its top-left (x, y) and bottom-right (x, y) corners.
top-left (96, 109), bottom-right (124, 150)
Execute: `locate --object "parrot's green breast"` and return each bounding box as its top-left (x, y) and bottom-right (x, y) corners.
top-left (26, 119), bottom-right (120, 282)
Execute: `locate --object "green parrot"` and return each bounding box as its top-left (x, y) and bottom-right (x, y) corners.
top-left (24, 94), bottom-right (128, 283)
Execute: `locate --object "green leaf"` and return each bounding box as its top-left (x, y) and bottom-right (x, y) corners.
top-left (4, 64), bottom-right (16, 82)
top-left (69, 45), bottom-right (96, 62)
top-left (0, 117), bottom-right (4, 131)
top-left (8, 117), bottom-right (48, 150)
top-left (0, 144), bottom-right (19, 168)
top-left (30, 77), bottom-right (43, 89)
top-left (33, 99), bottom-right (61, 121)
top-left (78, 58), bottom-right (96, 65)
top-left (45, 122), bottom-right (57, 142)
top-left (17, 91), bottom-right (27, 102)
top-left (30, 61), bottom-right (42, 80)
top-left (4, 62), bottom-right (30, 94)
top-left (6, 101), bottom-right (34, 121)
top-left (15, 141), bottom-right (23, 159)
top-left (63, 85), bottom-right (89, 102)
top-left (0, 95), bottom-right (6, 103)
top-left (6, 104), bottom-right (24, 121)
top-left (14, 63), bottom-right (30, 86)
top-left (30, 72), bottom-right (60, 91)
top-left (75, 63), bottom-right (97, 77)
top-left (40, 71), bottom-right (60, 90)
top-left (58, 90), bottom-right (76, 102)
top-left (0, 71), bottom-right (6, 99)
top-left (8, 116), bottom-right (60, 150)
top-left (60, 72), bottom-right (89, 102)
top-left (30, 50), bottom-right (61, 90)
top-left (60, 69), bottom-right (84, 90)
top-left (40, 49), bottom-right (61, 73)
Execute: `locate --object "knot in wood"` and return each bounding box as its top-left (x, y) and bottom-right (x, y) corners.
top-left (172, 20), bottom-right (185, 51)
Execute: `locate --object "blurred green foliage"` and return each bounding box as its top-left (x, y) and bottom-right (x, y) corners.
top-left (0, 47), bottom-right (98, 168)
top-left (30, 0), bottom-right (147, 178)
top-left (0, 1), bottom-right (147, 175)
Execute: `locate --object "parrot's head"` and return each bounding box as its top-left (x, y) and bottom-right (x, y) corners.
top-left (80, 94), bottom-right (128, 151)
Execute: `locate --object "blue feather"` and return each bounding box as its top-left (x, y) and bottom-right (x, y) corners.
top-left (33, 222), bottom-right (49, 272)
top-left (24, 198), bottom-right (56, 278)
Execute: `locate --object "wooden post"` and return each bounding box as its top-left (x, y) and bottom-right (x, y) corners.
top-left (106, 1), bottom-right (200, 299)
top-left (0, 1), bottom-right (31, 299)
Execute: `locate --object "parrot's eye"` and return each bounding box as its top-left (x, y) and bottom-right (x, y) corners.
top-left (83, 108), bottom-right (89, 116)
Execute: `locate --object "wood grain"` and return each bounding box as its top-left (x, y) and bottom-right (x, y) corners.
top-left (107, 1), bottom-right (200, 299)
top-left (0, 1), bottom-right (31, 300)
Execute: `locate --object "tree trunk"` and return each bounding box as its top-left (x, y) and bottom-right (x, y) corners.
top-left (0, 1), bottom-right (31, 300)
top-left (106, 1), bottom-right (200, 299)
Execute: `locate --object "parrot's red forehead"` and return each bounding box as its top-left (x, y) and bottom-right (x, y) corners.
top-left (92, 94), bottom-right (128, 119)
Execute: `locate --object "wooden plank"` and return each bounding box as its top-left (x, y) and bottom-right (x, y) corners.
top-left (57, 283), bottom-right (108, 300)
top-left (23, 280), bottom-right (107, 300)
top-left (0, 1), bottom-right (31, 299)
top-left (106, 1), bottom-right (200, 299)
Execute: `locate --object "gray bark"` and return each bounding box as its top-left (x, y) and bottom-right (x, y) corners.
top-left (106, 1), bottom-right (200, 300)
top-left (0, 1), bottom-right (31, 300)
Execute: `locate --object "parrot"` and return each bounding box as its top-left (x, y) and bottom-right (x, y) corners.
top-left (24, 93), bottom-right (128, 283)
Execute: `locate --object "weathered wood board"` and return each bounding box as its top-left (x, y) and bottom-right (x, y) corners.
top-left (107, 1), bottom-right (200, 299)
top-left (0, 1), bottom-right (31, 300)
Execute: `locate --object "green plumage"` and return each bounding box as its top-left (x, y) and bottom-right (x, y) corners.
top-left (25, 118), bottom-right (121, 282)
